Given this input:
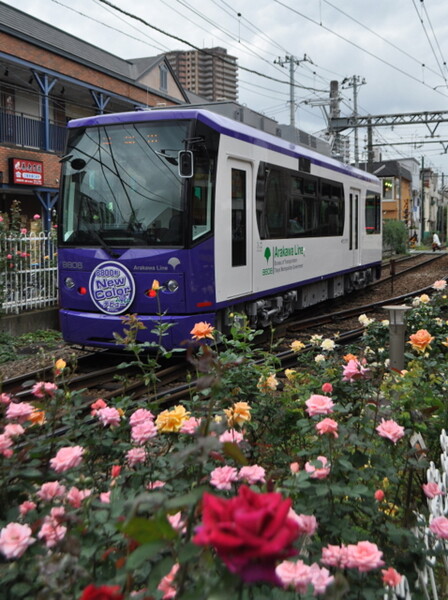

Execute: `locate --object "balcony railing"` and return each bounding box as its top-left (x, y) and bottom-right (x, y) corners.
top-left (0, 109), bottom-right (66, 153)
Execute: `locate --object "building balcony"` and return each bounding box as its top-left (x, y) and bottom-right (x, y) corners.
top-left (0, 109), bottom-right (66, 153)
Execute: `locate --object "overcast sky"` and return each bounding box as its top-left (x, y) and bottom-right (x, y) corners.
top-left (4, 0), bottom-right (448, 178)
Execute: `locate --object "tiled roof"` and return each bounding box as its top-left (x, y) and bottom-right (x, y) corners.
top-left (0, 1), bottom-right (135, 79)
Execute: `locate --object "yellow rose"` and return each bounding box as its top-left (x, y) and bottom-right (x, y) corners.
top-left (55, 359), bottom-right (66, 372)
top-left (224, 401), bottom-right (251, 427)
top-left (156, 405), bottom-right (190, 433)
top-left (290, 340), bottom-right (305, 353)
top-left (285, 368), bottom-right (297, 381)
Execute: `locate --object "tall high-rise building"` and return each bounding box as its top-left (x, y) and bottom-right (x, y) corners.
top-left (166, 47), bottom-right (238, 102)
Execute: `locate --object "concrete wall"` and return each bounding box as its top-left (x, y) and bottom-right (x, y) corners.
top-left (0, 308), bottom-right (59, 337)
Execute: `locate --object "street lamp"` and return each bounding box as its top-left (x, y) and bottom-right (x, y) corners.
top-left (383, 305), bottom-right (412, 371)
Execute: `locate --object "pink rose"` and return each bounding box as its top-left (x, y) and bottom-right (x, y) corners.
top-left (147, 480), bottom-right (165, 490)
top-left (66, 486), bottom-right (92, 508)
top-left (376, 419), bottom-right (405, 444)
top-left (100, 491), bottom-right (111, 503)
top-left (0, 522), bottom-right (35, 559)
top-left (288, 510), bottom-right (317, 536)
top-left (97, 406), bottom-right (121, 427)
top-left (342, 359), bottom-right (369, 382)
top-left (219, 429), bottom-right (244, 445)
top-left (38, 511), bottom-right (67, 548)
top-left (238, 465), bottom-right (266, 485)
top-left (382, 567), bottom-right (402, 587)
top-left (0, 434), bottom-right (13, 457)
top-left (19, 501), bottom-right (37, 516)
top-left (31, 382), bottom-right (58, 398)
top-left (275, 559), bottom-right (312, 593)
top-left (180, 417), bottom-right (201, 434)
top-left (321, 382), bottom-right (333, 394)
top-left (126, 447), bottom-right (147, 467)
top-left (290, 462), bottom-right (300, 474)
top-left (305, 456), bottom-right (331, 479)
top-left (345, 541), bottom-right (385, 572)
top-left (4, 424), bottom-right (24, 438)
top-left (50, 445), bottom-right (84, 472)
top-left (309, 563), bottom-right (335, 595)
top-left (321, 544), bottom-right (348, 568)
top-left (316, 418), bottom-right (338, 438)
top-left (37, 481), bottom-right (66, 501)
top-left (131, 420), bottom-right (158, 444)
top-left (210, 465), bottom-right (239, 490)
top-left (0, 393), bottom-right (11, 405)
top-left (5, 402), bottom-right (35, 423)
top-left (305, 394), bottom-right (334, 417)
top-left (167, 512), bottom-right (187, 534)
top-left (129, 408), bottom-right (154, 427)
top-left (158, 563), bottom-right (179, 599)
top-left (423, 482), bottom-right (444, 499)
top-left (430, 516), bottom-right (448, 539)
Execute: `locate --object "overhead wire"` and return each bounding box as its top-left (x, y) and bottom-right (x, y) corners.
top-left (273, 0), bottom-right (448, 96)
top-left (94, 0), bottom-right (327, 93)
top-left (411, 0), bottom-right (447, 84)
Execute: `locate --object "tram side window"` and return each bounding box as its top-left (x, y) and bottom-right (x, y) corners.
top-left (231, 168), bottom-right (247, 267)
top-left (265, 169), bottom-right (286, 238)
top-left (191, 157), bottom-right (214, 242)
top-left (319, 181), bottom-right (344, 236)
top-left (366, 190), bottom-right (381, 234)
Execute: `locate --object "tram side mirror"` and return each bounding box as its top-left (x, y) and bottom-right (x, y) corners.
top-left (178, 151), bottom-right (193, 178)
top-left (71, 158), bottom-right (87, 171)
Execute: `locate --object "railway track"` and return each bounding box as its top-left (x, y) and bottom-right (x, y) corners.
top-left (2, 252), bottom-right (447, 405)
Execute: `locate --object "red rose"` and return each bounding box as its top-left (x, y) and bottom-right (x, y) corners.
top-left (193, 485), bottom-right (299, 584)
top-left (78, 584), bottom-right (124, 600)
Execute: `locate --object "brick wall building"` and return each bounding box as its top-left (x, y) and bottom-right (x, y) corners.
top-left (0, 2), bottom-right (189, 231)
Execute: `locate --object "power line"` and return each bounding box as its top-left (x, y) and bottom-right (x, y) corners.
top-left (94, 0), bottom-right (327, 93)
top-left (273, 0), bottom-right (448, 95)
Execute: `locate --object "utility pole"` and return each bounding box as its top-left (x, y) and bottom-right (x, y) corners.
top-left (274, 54), bottom-right (312, 128)
top-left (420, 156), bottom-right (425, 243)
top-left (341, 76), bottom-right (366, 167)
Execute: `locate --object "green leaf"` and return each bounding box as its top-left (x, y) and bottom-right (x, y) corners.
top-left (178, 541), bottom-right (202, 564)
top-left (11, 583), bottom-right (32, 598)
top-left (120, 515), bottom-right (177, 544)
top-left (222, 442), bottom-right (248, 466)
top-left (126, 541), bottom-right (166, 570)
top-left (164, 486), bottom-right (208, 511)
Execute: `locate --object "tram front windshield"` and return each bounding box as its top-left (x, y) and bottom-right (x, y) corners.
top-left (60, 120), bottom-right (191, 247)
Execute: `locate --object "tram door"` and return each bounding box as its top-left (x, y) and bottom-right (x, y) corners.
top-left (220, 159), bottom-right (253, 299)
top-left (349, 188), bottom-right (360, 265)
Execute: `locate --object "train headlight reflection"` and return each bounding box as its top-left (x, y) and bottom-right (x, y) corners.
top-left (64, 277), bottom-right (76, 290)
top-left (166, 279), bottom-right (179, 293)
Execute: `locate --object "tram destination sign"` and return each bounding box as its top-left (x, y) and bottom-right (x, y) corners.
top-left (9, 158), bottom-right (44, 186)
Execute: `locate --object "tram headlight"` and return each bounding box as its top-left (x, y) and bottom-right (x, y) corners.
top-left (166, 279), bottom-right (179, 293)
top-left (64, 277), bottom-right (76, 290)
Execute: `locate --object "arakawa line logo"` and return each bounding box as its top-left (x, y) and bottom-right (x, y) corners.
top-left (262, 244), bottom-right (305, 276)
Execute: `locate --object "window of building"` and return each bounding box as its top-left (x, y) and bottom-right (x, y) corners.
top-left (159, 65), bottom-right (168, 91)
top-left (382, 178), bottom-right (393, 199)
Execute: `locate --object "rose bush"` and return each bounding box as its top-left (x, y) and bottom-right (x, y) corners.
top-left (0, 281), bottom-right (447, 598)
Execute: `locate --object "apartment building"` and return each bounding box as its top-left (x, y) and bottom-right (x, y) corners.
top-left (166, 47), bottom-right (238, 102)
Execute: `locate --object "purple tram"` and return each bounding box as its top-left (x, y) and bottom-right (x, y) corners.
top-left (57, 108), bottom-right (382, 350)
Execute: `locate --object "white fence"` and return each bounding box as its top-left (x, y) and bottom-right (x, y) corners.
top-left (0, 232), bottom-right (58, 314)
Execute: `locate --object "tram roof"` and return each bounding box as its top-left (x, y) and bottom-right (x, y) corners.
top-left (67, 108), bottom-right (380, 185)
